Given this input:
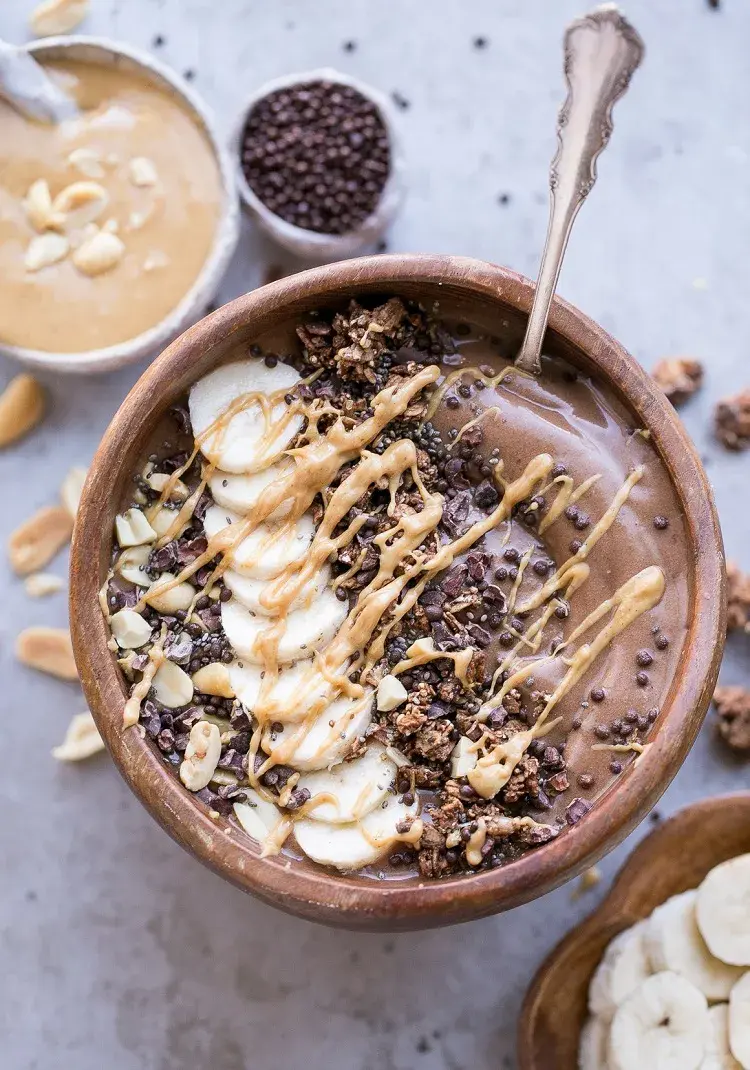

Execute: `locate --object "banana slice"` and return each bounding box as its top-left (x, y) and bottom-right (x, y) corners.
top-left (729, 972), bottom-right (750, 1069)
top-left (646, 891), bottom-right (743, 1001)
top-left (297, 743), bottom-right (397, 824)
top-left (579, 1017), bottom-right (611, 1070)
top-left (609, 971), bottom-right (711, 1070)
top-left (293, 794), bottom-right (419, 870)
top-left (203, 506), bottom-right (314, 579)
top-left (221, 588), bottom-right (346, 664)
top-left (264, 691), bottom-right (373, 771)
top-left (589, 921), bottom-right (652, 1021)
top-left (208, 461), bottom-right (295, 519)
top-left (701, 1003), bottom-right (742, 1070)
top-left (223, 565), bottom-right (329, 616)
top-left (229, 660), bottom-right (333, 723)
top-left (233, 789), bottom-right (286, 846)
top-left (697, 856), bottom-right (750, 967)
top-left (189, 358), bottom-right (302, 473)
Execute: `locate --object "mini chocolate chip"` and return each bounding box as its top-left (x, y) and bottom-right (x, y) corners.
top-left (590, 687), bottom-right (606, 702)
top-left (609, 761), bottom-right (623, 774)
top-left (653, 515), bottom-right (669, 530)
top-left (570, 539), bottom-right (583, 553)
top-left (574, 513), bottom-right (590, 530)
top-left (551, 463), bottom-right (567, 478)
top-left (532, 559), bottom-right (551, 576)
top-left (636, 671), bottom-right (649, 686)
top-left (594, 725), bottom-right (610, 739)
top-left (494, 566), bottom-right (508, 581)
top-left (656, 634), bottom-right (669, 650)
top-left (503, 547), bottom-right (520, 563)
top-left (647, 707), bottom-right (660, 722)
top-left (446, 395), bottom-right (460, 410)
top-left (577, 772), bottom-right (594, 788)
top-left (636, 649), bottom-right (653, 667)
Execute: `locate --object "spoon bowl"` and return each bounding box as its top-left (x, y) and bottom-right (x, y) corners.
top-left (69, 254), bottom-right (725, 929)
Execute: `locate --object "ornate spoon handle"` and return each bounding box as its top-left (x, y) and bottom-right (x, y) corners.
top-left (515, 5), bottom-right (644, 376)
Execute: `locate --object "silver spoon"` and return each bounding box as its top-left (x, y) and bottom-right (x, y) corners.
top-left (515, 5), bottom-right (644, 376)
top-left (0, 38), bottom-right (79, 123)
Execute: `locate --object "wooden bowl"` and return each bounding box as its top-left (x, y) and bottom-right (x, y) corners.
top-left (518, 792), bottom-right (750, 1070)
top-left (69, 254), bottom-right (726, 930)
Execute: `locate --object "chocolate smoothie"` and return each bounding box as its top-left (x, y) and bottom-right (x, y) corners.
top-left (102, 296), bottom-right (688, 880)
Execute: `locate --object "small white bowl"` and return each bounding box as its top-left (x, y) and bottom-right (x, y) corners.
top-left (1, 36), bottom-right (240, 375)
top-left (232, 68), bottom-right (406, 261)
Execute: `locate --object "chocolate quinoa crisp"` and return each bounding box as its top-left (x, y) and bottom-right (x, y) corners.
top-left (104, 293), bottom-right (686, 880)
top-left (715, 388), bottom-right (750, 450)
top-left (713, 686), bottom-right (750, 753)
top-left (240, 80), bottom-right (391, 235)
top-left (651, 357), bottom-right (704, 406)
top-left (726, 561), bottom-right (750, 633)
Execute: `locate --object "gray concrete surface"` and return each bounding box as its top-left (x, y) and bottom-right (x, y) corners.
top-left (1, 1), bottom-right (748, 1068)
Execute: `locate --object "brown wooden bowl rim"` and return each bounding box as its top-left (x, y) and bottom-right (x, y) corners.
top-left (517, 791), bottom-right (750, 1069)
top-left (69, 254), bottom-right (726, 930)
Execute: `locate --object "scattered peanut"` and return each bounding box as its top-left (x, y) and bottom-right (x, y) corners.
top-left (51, 181), bottom-right (108, 230)
top-left (52, 712), bottom-right (105, 762)
top-left (115, 508), bottom-right (157, 547)
top-left (152, 660), bottom-right (194, 708)
top-left (16, 626), bottom-right (77, 680)
top-left (191, 662), bottom-right (235, 699)
top-left (144, 574), bottom-right (195, 614)
top-left (23, 179), bottom-right (56, 232)
top-left (0, 375), bottom-right (45, 448)
top-left (179, 721), bottom-right (221, 791)
top-left (67, 148), bottom-right (105, 180)
top-left (24, 232), bottom-right (69, 272)
top-left (60, 466), bottom-right (88, 518)
top-left (115, 545), bottom-right (151, 587)
top-left (110, 608), bottom-right (152, 650)
top-left (30, 0), bottom-right (89, 36)
top-left (128, 156), bottom-right (158, 187)
top-left (8, 504), bottom-right (73, 575)
top-left (24, 572), bottom-right (63, 598)
top-left (72, 229), bottom-right (125, 277)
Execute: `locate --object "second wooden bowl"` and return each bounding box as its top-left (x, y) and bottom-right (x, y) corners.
top-left (70, 254), bottom-right (725, 929)
top-left (518, 792), bottom-right (750, 1070)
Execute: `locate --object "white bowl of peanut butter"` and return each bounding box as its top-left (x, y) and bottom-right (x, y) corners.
top-left (0, 37), bottom-right (239, 374)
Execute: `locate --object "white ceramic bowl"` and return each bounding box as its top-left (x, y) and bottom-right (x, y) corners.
top-left (231, 68), bottom-right (405, 261)
top-left (1, 36), bottom-right (240, 375)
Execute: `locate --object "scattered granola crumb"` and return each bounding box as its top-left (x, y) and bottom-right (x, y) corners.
top-left (16, 626), bottom-right (78, 680)
top-left (726, 561), bottom-right (750, 632)
top-left (52, 712), bottom-right (105, 762)
top-left (8, 504), bottom-right (74, 575)
top-left (0, 374), bottom-right (45, 448)
top-left (713, 685), bottom-right (750, 752)
top-left (715, 388), bottom-right (750, 450)
top-left (651, 357), bottom-right (703, 406)
top-left (24, 572), bottom-right (63, 598)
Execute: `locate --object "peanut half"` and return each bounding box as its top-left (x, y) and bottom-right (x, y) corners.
top-left (52, 712), bottom-right (105, 762)
top-left (0, 375), bottom-right (45, 448)
top-left (8, 505), bottom-right (73, 575)
top-left (16, 626), bottom-right (78, 680)
top-left (30, 0), bottom-right (89, 36)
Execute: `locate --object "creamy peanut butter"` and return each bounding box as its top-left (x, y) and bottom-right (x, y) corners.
top-left (0, 61), bottom-right (222, 353)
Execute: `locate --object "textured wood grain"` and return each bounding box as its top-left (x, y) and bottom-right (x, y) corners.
top-left (69, 254), bottom-right (726, 930)
top-left (518, 793), bottom-right (750, 1070)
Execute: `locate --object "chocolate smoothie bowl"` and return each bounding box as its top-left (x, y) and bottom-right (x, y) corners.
top-left (70, 255), bottom-right (725, 929)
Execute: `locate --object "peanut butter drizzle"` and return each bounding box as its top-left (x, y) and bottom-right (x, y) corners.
top-left (123, 624), bottom-right (167, 727)
top-left (469, 565), bottom-right (665, 798)
top-left (515, 466), bottom-right (645, 615)
top-left (538, 472), bottom-right (601, 535)
top-left (391, 636), bottom-right (475, 686)
top-left (422, 364), bottom-right (515, 424)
